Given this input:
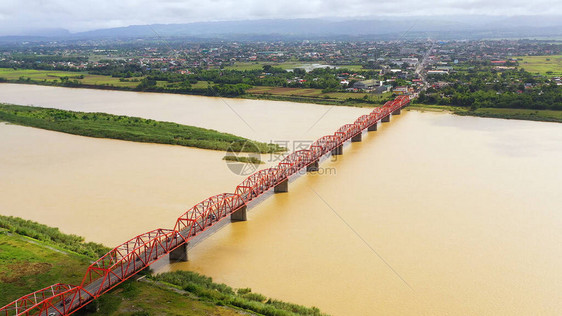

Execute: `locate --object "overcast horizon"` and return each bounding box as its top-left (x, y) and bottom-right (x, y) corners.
top-left (0, 0), bottom-right (562, 36)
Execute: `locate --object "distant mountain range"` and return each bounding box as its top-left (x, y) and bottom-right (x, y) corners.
top-left (3, 16), bottom-right (562, 41)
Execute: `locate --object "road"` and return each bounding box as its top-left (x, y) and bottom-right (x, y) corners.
top-left (413, 40), bottom-right (436, 98)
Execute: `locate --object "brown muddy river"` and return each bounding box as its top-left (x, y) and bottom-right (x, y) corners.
top-left (1, 84), bottom-right (561, 315)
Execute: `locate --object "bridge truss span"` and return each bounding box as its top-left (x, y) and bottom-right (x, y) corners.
top-left (81, 228), bottom-right (183, 297)
top-left (0, 284), bottom-right (94, 316)
top-left (174, 193), bottom-right (246, 238)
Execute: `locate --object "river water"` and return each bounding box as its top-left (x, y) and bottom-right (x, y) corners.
top-left (1, 84), bottom-right (561, 315)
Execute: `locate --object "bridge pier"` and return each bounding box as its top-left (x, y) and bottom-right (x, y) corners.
top-left (231, 205), bottom-right (247, 221)
top-left (169, 243), bottom-right (188, 262)
top-left (392, 108), bottom-right (401, 115)
top-left (368, 122), bottom-right (378, 131)
top-left (307, 160), bottom-right (319, 172)
top-left (274, 178), bottom-right (288, 193)
top-left (331, 145), bottom-right (343, 156)
top-left (382, 115), bottom-right (390, 123)
top-left (351, 133), bottom-right (362, 142)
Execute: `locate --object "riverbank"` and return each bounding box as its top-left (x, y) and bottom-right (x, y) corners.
top-left (0, 103), bottom-right (284, 153)
top-left (0, 216), bottom-right (326, 315)
top-left (0, 77), bottom-right (384, 108)
top-left (4, 79), bottom-right (562, 124)
top-left (409, 103), bottom-right (562, 123)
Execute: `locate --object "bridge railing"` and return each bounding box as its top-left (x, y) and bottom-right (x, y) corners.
top-left (81, 228), bottom-right (182, 296)
top-left (1, 284), bottom-right (94, 316)
top-left (235, 168), bottom-right (282, 203)
top-left (311, 135), bottom-right (339, 157)
top-left (277, 149), bottom-right (312, 178)
top-left (174, 193), bottom-right (245, 239)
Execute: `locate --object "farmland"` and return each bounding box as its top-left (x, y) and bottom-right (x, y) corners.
top-left (247, 86), bottom-right (391, 106)
top-left (517, 55), bottom-right (562, 76)
top-left (0, 68), bottom-right (140, 88)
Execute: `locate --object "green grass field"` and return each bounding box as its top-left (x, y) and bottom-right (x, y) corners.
top-left (156, 80), bottom-right (211, 89)
top-left (0, 231), bottom-right (92, 305)
top-left (247, 86), bottom-right (388, 101)
top-left (191, 80), bottom-right (211, 89)
top-left (410, 103), bottom-right (562, 123)
top-left (517, 55), bottom-right (562, 76)
top-left (469, 107), bottom-right (562, 122)
top-left (0, 68), bottom-right (140, 88)
top-left (85, 281), bottom-right (244, 316)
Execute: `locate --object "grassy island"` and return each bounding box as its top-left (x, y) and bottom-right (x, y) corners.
top-left (409, 103), bottom-right (562, 123)
top-left (0, 104), bottom-right (285, 153)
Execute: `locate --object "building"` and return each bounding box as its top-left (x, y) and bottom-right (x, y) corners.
top-left (401, 58), bottom-right (419, 65)
top-left (353, 81), bottom-right (368, 90)
top-left (373, 85), bottom-right (391, 94)
top-left (393, 86), bottom-right (410, 95)
top-left (427, 70), bottom-right (449, 76)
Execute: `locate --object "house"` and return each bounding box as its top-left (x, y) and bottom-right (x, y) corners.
top-left (373, 85), bottom-right (391, 94)
top-left (433, 81), bottom-right (450, 89)
top-left (353, 81), bottom-right (368, 90)
top-left (401, 58), bottom-right (419, 65)
top-left (427, 70), bottom-right (449, 76)
top-left (393, 86), bottom-right (410, 95)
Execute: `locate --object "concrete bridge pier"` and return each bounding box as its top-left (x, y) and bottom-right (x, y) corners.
top-left (231, 205), bottom-right (247, 221)
top-left (274, 178), bottom-right (288, 193)
top-left (368, 122), bottom-right (378, 131)
top-left (332, 145), bottom-right (343, 156)
top-left (382, 115), bottom-right (390, 123)
top-left (169, 243), bottom-right (188, 262)
top-left (392, 108), bottom-right (401, 115)
top-left (351, 132), bottom-right (362, 142)
top-left (307, 160), bottom-right (319, 172)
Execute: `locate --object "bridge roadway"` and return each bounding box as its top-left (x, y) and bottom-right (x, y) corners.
top-left (1, 96), bottom-right (410, 316)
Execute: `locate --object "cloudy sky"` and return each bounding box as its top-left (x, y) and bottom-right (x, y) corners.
top-left (1, 0), bottom-right (561, 35)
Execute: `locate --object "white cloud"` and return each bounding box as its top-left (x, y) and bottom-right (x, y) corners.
top-left (0, 0), bottom-right (561, 35)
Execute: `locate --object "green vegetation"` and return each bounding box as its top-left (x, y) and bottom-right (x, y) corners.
top-left (246, 86), bottom-right (392, 107)
top-left (0, 104), bottom-right (284, 153)
top-left (409, 103), bottom-right (562, 123)
top-left (223, 155), bottom-right (264, 164)
top-left (0, 216), bottom-right (109, 258)
top-left (0, 229), bottom-right (94, 305)
top-left (0, 68), bottom-right (140, 88)
top-left (517, 55), bottom-right (562, 76)
top-left (0, 64), bottom-right (376, 98)
top-left (0, 215), bottom-right (109, 305)
top-left (155, 271), bottom-right (325, 316)
top-left (0, 216), bottom-right (327, 315)
top-left (419, 68), bottom-right (562, 110)
top-left (0, 231), bottom-right (241, 315)
top-left (456, 107), bottom-right (562, 122)
top-left (224, 62), bottom-right (273, 71)
top-left (247, 86), bottom-right (387, 100)
top-left (80, 280), bottom-right (244, 316)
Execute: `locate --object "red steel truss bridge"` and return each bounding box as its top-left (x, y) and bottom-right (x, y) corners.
top-left (1, 96), bottom-right (410, 316)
